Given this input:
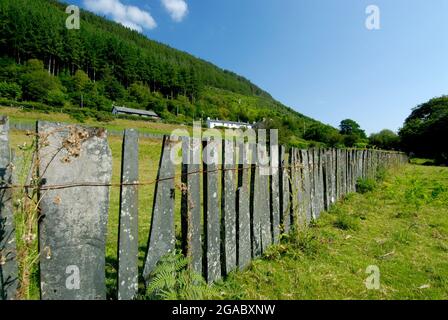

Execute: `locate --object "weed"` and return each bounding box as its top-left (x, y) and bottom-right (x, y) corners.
top-left (356, 178), bottom-right (376, 194)
top-left (144, 251), bottom-right (219, 300)
top-left (13, 137), bottom-right (40, 299)
top-left (288, 228), bottom-right (321, 257)
top-left (333, 213), bottom-right (359, 231)
top-left (375, 165), bottom-right (387, 182)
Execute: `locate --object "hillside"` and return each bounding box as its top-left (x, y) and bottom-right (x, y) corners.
top-left (0, 0), bottom-right (338, 147)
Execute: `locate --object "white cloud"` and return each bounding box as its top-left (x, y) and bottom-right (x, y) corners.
top-left (83, 0), bottom-right (157, 32)
top-left (161, 0), bottom-right (188, 22)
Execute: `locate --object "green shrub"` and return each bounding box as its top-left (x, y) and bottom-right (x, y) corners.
top-left (95, 112), bottom-right (114, 123)
top-left (356, 178), bottom-right (377, 194)
top-left (45, 89), bottom-right (66, 107)
top-left (0, 81), bottom-right (22, 100)
top-left (375, 165), bottom-right (387, 182)
top-left (333, 212), bottom-right (359, 231)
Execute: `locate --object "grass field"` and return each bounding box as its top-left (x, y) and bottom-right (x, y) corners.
top-left (1, 105), bottom-right (190, 136)
top-left (214, 164), bottom-right (448, 300)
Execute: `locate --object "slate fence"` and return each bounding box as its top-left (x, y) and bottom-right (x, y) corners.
top-left (0, 117), bottom-right (408, 300)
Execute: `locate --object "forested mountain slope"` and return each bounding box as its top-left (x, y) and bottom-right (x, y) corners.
top-left (0, 0), bottom-right (338, 147)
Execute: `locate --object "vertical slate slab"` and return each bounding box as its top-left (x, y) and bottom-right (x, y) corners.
top-left (250, 141), bottom-right (262, 258)
top-left (181, 137), bottom-right (202, 275)
top-left (310, 149), bottom-right (318, 220)
top-left (296, 149), bottom-right (305, 226)
top-left (143, 136), bottom-right (176, 282)
top-left (368, 150), bottom-right (372, 179)
top-left (356, 151), bottom-right (359, 187)
top-left (330, 149), bottom-right (337, 205)
top-left (316, 149), bottom-right (324, 218)
top-left (326, 150), bottom-right (332, 207)
top-left (294, 149), bottom-right (303, 226)
top-left (351, 150), bottom-right (356, 189)
top-left (291, 149), bottom-right (298, 223)
top-left (341, 150), bottom-right (348, 196)
top-left (357, 150), bottom-right (362, 182)
top-left (335, 149), bottom-right (341, 200)
top-left (222, 139), bottom-right (236, 275)
top-left (258, 134), bottom-right (272, 253)
top-left (300, 150), bottom-right (312, 224)
top-left (321, 150), bottom-right (330, 210)
top-left (292, 148), bottom-right (306, 227)
top-left (203, 138), bottom-right (221, 283)
top-left (350, 150), bottom-right (355, 193)
top-left (37, 122), bottom-right (112, 300)
top-left (279, 146), bottom-right (290, 234)
top-left (346, 150), bottom-right (352, 193)
top-left (270, 142), bottom-right (280, 243)
top-left (342, 150), bottom-right (347, 197)
top-left (361, 150), bottom-right (366, 179)
top-left (117, 129), bottom-right (139, 300)
top-left (288, 149), bottom-right (296, 228)
top-left (352, 150), bottom-right (357, 186)
top-left (0, 116), bottom-right (18, 300)
top-left (237, 141), bottom-right (251, 270)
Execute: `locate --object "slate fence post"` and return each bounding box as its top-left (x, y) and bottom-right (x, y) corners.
top-left (117, 129), bottom-right (139, 300)
top-left (143, 135), bottom-right (176, 283)
top-left (181, 137), bottom-right (202, 275)
top-left (0, 116), bottom-right (18, 300)
top-left (37, 121), bottom-right (112, 300)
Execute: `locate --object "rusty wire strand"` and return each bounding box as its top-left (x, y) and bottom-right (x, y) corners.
top-left (0, 163), bottom-right (305, 191)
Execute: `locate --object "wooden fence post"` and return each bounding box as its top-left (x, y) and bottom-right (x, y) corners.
top-left (143, 136), bottom-right (176, 282)
top-left (0, 116), bottom-right (18, 300)
top-left (117, 129), bottom-right (139, 300)
top-left (37, 122), bottom-right (112, 300)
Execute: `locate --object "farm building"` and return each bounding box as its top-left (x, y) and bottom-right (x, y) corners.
top-left (112, 106), bottom-right (160, 120)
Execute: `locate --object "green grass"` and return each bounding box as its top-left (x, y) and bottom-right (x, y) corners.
top-left (1, 105), bottom-right (189, 136)
top-left (215, 165), bottom-right (448, 300)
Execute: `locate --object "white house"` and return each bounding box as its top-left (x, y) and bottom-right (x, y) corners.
top-left (206, 118), bottom-right (253, 129)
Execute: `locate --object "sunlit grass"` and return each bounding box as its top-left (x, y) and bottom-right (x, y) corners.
top-left (215, 165), bottom-right (448, 300)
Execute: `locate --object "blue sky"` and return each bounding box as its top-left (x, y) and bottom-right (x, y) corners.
top-left (72, 0), bottom-right (448, 134)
